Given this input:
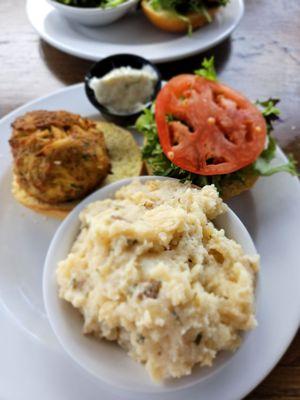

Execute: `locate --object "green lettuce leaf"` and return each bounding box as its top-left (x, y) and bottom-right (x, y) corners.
top-left (256, 98), bottom-right (280, 134)
top-left (254, 154), bottom-right (298, 177)
top-left (254, 98), bottom-right (297, 176)
top-left (194, 56), bottom-right (217, 81)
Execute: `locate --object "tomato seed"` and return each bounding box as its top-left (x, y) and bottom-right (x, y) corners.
top-left (167, 151), bottom-right (174, 160)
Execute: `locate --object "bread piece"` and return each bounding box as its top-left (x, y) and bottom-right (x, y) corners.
top-left (141, 0), bottom-right (218, 33)
top-left (220, 173), bottom-right (258, 200)
top-left (12, 121), bottom-right (144, 219)
top-left (144, 161), bottom-right (258, 200)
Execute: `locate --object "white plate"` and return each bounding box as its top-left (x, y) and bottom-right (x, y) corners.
top-left (0, 84), bottom-right (299, 400)
top-left (26, 0), bottom-right (244, 63)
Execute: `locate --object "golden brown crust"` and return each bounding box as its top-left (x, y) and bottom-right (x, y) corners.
top-left (11, 120), bottom-right (143, 219)
top-left (11, 110), bottom-right (92, 133)
top-left (141, 0), bottom-right (219, 33)
top-left (10, 110), bottom-right (111, 204)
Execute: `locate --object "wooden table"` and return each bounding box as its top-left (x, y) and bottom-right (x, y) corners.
top-left (1, 0), bottom-right (299, 398)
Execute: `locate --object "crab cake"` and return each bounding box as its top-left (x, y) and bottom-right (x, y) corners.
top-left (9, 111), bottom-right (143, 218)
top-left (9, 110), bottom-right (110, 204)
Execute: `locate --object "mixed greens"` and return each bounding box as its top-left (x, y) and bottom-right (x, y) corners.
top-left (135, 58), bottom-right (297, 195)
top-left (54, 0), bottom-right (128, 8)
top-left (149, 0), bottom-right (229, 33)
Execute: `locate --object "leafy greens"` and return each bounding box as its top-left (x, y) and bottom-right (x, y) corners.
top-left (149, 0), bottom-right (229, 34)
top-left (194, 56), bottom-right (217, 81)
top-left (135, 57), bottom-right (298, 195)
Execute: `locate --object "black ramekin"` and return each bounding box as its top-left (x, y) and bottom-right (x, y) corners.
top-left (84, 54), bottom-right (162, 126)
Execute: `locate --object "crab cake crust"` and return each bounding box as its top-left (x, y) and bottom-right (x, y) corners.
top-left (9, 110), bottom-right (110, 204)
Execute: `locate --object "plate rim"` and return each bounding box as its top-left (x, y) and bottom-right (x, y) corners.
top-left (26, 0), bottom-right (244, 63)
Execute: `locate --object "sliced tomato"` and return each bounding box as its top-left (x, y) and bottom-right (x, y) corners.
top-left (155, 75), bottom-right (267, 175)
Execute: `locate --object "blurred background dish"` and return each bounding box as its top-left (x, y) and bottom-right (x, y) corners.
top-left (46, 0), bottom-right (139, 27)
top-left (140, 0), bottom-right (227, 33)
top-left (27, 0), bottom-right (244, 63)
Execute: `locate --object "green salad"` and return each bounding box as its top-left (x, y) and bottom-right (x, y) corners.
top-left (55, 0), bottom-right (128, 8)
top-left (136, 58), bottom-right (297, 196)
top-left (148, 0), bottom-right (229, 33)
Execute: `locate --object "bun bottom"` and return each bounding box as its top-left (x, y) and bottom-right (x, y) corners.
top-left (220, 174), bottom-right (258, 200)
top-left (141, 1), bottom-right (219, 33)
top-left (12, 176), bottom-right (77, 219)
top-left (144, 162), bottom-right (258, 200)
top-left (12, 121), bottom-right (144, 219)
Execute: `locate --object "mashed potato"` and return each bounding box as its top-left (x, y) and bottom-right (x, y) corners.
top-left (57, 180), bottom-right (259, 381)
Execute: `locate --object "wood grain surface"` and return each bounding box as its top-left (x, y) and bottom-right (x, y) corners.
top-left (0, 0), bottom-right (299, 398)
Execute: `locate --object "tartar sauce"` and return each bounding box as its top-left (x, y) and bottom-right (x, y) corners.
top-left (89, 65), bottom-right (158, 115)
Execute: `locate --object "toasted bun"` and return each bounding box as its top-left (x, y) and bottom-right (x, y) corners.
top-left (220, 174), bottom-right (258, 200)
top-left (12, 121), bottom-right (144, 219)
top-left (144, 161), bottom-right (258, 200)
top-left (141, 0), bottom-right (218, 33)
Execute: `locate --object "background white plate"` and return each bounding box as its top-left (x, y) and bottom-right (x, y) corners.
top-left (0, 84), bottom-right (299, 400)
top-left (26, 0), bottom-right (244, 63)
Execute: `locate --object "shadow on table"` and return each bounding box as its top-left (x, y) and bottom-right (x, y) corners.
top-left (159, 37), bottom-right (232, 79)
top-left (39, 36), bottom-right (232, 84)
top-left (39, 40), bottom-right (92, 85)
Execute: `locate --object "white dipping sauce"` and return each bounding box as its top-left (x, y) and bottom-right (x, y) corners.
top-left (89, 65), bottom-right (158, 115)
